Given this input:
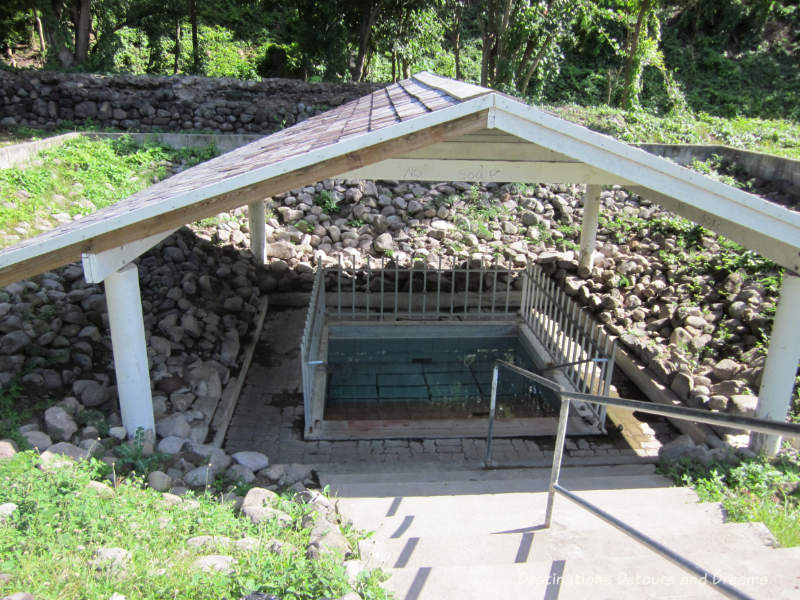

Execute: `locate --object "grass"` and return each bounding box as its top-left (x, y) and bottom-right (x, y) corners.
top-left (543, 104), bottom-right (800, 160)
top-left (0, 135), bottom-right (216, 248)
top-left (660, 451), bottom-right (800, 547)
top-left (0, 451), bottom-right (391, 600)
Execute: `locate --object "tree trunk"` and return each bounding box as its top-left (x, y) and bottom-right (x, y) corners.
top-left (74, 0), bottom-right (91, 64)
top-left (451, 2), bottom-right (462, 80)
top-left (391, 49), bottom-right (397, 82)
top-left (481, 0), bottom-right (513, 87)
top-left (351, 2), bottom-right (380, 82)
top-left (518, 32), bottom-right (554, 97)
top-left (32, 9), bottom-right (47, 53)
top-left (621, 0), bottom-right (651, 110)
top-left (190, 0), bottom-right (199, 74)
top-left (173, 19), bottom-right (181, 74)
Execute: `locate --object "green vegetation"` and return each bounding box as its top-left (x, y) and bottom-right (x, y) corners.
top-left (660, 451), bottom-right (800, 547)
top-left (0, 451), bottom-right (390, 600)
top-left (0, 136), bottom-right (216, 247)
top-left (544, 105), bottom-right (800, 160)
top-left (314, 190), bottom-right (339, 214)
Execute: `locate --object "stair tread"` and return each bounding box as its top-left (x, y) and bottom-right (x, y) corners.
top-left (381, 556), bottom-right (799, 600)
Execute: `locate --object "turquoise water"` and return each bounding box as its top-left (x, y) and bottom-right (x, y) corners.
top-left (325, 333), bottom-right (559, 419)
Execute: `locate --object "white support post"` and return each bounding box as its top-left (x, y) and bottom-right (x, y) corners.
top-left (248, 200), bottom-right (267, 265)
top-left (104, 263), bottom-right (155, 437)
top-left (579, 184), bottom-right (602, 272)
top-left (751, 272), bottom-right (800, 456)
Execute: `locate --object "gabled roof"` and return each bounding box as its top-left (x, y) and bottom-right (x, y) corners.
top-left (1, 72), bottom-right (799, 285)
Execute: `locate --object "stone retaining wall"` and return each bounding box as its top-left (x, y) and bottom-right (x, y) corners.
top-left (0, 71), bottom-right (376, 133)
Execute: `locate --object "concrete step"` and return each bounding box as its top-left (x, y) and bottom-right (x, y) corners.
top-left (381, 554), bottom-right (799, 600)
top-left (322, 464), bottom-right (673, 497)
top-left (360, 522), bottom-right (783, 570)
top-left (337, 486), bottom-right (727, 539)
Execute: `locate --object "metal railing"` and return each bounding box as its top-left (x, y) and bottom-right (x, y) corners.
top-left (300, 266), bottom-right (326, 431)
top-left (329, 254), bottom-right (521, 320)
top-left (520, 264), bottom-right (616, 426)
top-left (487, 359), bottom-right (800, 600)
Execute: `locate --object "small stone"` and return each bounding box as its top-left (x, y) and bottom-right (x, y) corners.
top-left (0, 439), bottom-right (17, 459)
top-left (72, 379), bottom-right (107, 407)
top-left (147, 471), bottom-right (172, 492)
top-left (711, 358), bottom-right (742, 381)
top-left (728, 394), bottom-right (759, 417)
top-left (183, 466), bottom-right (216, 488)
top-left (91, 547), bottom-right (131, 574)
top-left (260, 463), bottom-right (286, 484)
top-left (161, 493), bottom-right (182, 506)
top-left (39, 442), bottom-right (87, 469)
top-left (2, 593), bottom-right (34, 600)
top-left (307, 518), bottom-right (351, 559)
top-left (21, 430), bottom-right (52, 451)
top-left (85, 480), bottom-right (115, 499)
top-left (241, 487), bottom-right (291, 526)
top-left (44, 406), bottom-right (78, 442)
top-left (186, 535), bottom-right (231, 551)
top-left (226, 464), bottom-right (255, 483)
top-left (156, 413), bottom-right (191, 439)
top-left (192, 554), bottom-right (235, 573)
top-left (0, 502), bottom-right (17, 523)
top-left (232, 451), bottom-right (269, 472)
top-left (158, 436), bottom-right (188, 455)
top-left (109, 427), bottom-right (127, 441)
top-left (658, 434), bottom-right (695, 462)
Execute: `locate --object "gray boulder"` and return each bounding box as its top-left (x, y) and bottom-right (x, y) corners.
top-left (44, 406), bottom-right (78, 442)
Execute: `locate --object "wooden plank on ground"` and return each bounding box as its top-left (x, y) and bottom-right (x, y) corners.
top-left (211, 295), bottom-right (270, 447)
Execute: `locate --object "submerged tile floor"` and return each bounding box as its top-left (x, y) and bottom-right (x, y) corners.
top-left (224, 307), bottom-right (675, 466)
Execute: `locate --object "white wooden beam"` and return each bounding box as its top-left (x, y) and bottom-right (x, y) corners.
top-left (247, 200), bottom-right (267, 265)
top-left (82, 229), bottom-right (176, 284)
top-left (398, 141), bottom-right (577, 162)
top-left (751, 273), bottom-right (800, 456)
top-left (341, 158), bottom-right (631, 185)
top-left (579, 185), bottom-right (602, 272)
top-left (104, 263), bottom-right (154, 438)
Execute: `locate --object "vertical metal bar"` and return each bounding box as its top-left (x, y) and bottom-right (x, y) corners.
top-left (520, 266), bottom-right (529, 321)
top-left (477, 256), bottom-right (484, 314)
top-left (545, 397), bottom-right (571, 529)
top-left (408, 260), bottom-right (413, 317)
top-left (450, 259), bottom-right (456, 315)
top-left (569, 310), bottom-right (585, 388)
top-left (491, 259), bottom-right (498, 314)
top-left (366, 260), bottom-right (371, 317)
top-left (394, 258), bottom-right (399, 317)
top-left (464, 259), bottom-right (470, 315)
top-left (504, 264), bottom-right (511, 313)
top-left (485, 365), bottom-right (500, 465)
top-left (380, 255), bottom-right (385, 320)
top-left (351, 258), bottom-right (356, 318)
top-left (337, 253), bottom-right (342, 317)
top-left (423, 260), bottom-right (428, 316)
top-left (436, 256), bottom-right (442, 318)
top-left (566, 304), bottom-right (580, 387)
top-left (583, 326), bottom-right (599, 394)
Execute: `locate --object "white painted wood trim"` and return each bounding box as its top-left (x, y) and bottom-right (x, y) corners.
top-left (0, 95), bottom-right (494, 271)
top-left (341, 158), bottom-right (631, 185)
top-left (81, 228), bottom-right (176, 283)
top-left (397, 141), bottom-right (577, 162)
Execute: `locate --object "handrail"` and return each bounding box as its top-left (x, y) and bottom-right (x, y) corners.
top-left (486, 359), bottom-right (800, 600)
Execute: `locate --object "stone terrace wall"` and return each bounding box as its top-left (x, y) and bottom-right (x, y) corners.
top-left (0, 71), bottom-right (377, 133)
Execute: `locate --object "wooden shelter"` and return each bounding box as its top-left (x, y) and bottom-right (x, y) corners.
top-left (1, 72), bottom-right (798, 453)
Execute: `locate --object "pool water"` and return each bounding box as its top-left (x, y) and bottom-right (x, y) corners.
top-left (325, 332), bottom-right (560, 420)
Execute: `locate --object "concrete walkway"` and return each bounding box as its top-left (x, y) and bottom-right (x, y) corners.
top-left (323, 464), bottom-right (800, 600)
